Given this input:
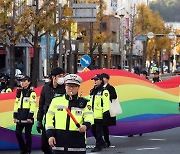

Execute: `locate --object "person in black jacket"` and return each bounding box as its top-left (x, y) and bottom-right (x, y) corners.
top-left (140, 70), bottom-right (149, 80)
top-left (36, 67), bottom-right (66, 154)
top-left (152, 70), bottom-right (162, 83)
top-left (101, 73), bottom-right (117, 147)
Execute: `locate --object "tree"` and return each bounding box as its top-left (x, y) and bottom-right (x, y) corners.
top-left (135, 4), bottom-right (172, 73)
top-left (0, 0), bottom-right (33, 88)
top-left (79, 0), bottom-right (109, 69)
top-left (21, 0), bottom-right (73, 87)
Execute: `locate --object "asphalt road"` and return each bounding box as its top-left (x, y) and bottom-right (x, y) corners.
top-left (1, 127), bottom-right (180, 154)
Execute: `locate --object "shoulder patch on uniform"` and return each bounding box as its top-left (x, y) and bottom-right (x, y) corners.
top-left (104, 93), bottom-right (109, 97)
top-left (32, 95), bottom-right (36, 99)
top-left (87, 105), bottom-right (92, 110)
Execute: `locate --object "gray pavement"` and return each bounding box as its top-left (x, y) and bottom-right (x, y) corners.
top-left (1, 127), bottom-right (180, 154)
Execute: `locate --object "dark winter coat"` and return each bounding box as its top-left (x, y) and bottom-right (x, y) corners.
top-left (103, 83), bottom-right (117, 126)
top-left (37, 81), bottom-right (65, 123)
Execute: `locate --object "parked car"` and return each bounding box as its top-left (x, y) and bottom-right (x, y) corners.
top-left (174, 67), bottom-right (180, 75)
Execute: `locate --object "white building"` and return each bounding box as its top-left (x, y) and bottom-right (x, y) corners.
top-left (105, 0), bottom-right (148, 16)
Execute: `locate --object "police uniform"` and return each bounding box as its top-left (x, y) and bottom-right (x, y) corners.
top-left (45, 74), bottom-right (94, 154)
top-left (90, 74), bottom-right (110, 152)
top-left (0, 76), bottom-right (12, 93)
top-left (13, 76), bottom-right (37, 154)
top-left (0, 86), bottom-right (12, 93)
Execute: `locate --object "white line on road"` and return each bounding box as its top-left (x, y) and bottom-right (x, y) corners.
top-left (112, 136), bottom-right (128, 138)
top-left (149, 138), bottom-right (166, 141)
top-left (136, 147), bottom-right (161, 151)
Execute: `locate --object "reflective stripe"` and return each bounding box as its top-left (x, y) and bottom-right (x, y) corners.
top-left (68, 148), bottom-right (86, 151)
top-left (52, 147), bottom-right (64, 151)
top-left (46, 126), bottom-right (54, 130)
top-left (47, 110), bottom-right (55, 115)
top-left (14, 111), bottom-right (18, 113)
top-left (84, 120), bottom-right (92, 123)
top-left (30, 111), bottom-right (34, 113)
top-left (52, 147), bottom-right (86, 152)
top-left (54, 105), bottom-right (68, 109)
top-left (71, 107), bottom-right (83, 111)
top-left (16, 120), bottom-right (32, 123)
top-left (84, 112), bottom-right (93, 115)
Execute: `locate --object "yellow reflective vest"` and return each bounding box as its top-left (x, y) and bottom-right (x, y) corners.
top-left (90, 88), bottom-right (110, 120)
top-left (0, 87), bottom-right (12, 93)
top-left (13, 88), bottom-right (37, 123)
top-left (45, 94), bottom-right (94, 151)
top-left (46, 94), bottom-right (93, 131)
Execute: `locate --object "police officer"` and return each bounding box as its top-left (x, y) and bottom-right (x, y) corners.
top-left (46, 74), bottom-right (93, 154)
top-left (90, 74), bottom-right (110, 152)
top-left (0, 76), bottom-right (12, 93)
top-left (36, 67), bottom-right (65, 154)
top-left (101, 73), bottom-right (117, 147)
top-left (13, 75), bottom-right (37, 154)
top-left (152, 70), bottom-right (162, 83)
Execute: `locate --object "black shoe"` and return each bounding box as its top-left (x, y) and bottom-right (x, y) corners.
top-left (19, 151), bottom-right (26, 154)
top-left (91, 147), bottom-right (102, 152)
top-left (106, 142), bottom-right (111, 148)
top-left (139, 134), bottom-right (143, 136)
top-left (128, 135), bottom-right (133, 137)
top-left (101, 143), bottom-right (107, 148)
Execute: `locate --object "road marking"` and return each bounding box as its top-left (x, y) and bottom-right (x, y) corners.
top-left (149, 138), bottom-right (166, 141)
top-left (136, 147), bottom-right (161, 151)
top-left (86, 145), bottom-right (116, 149)
top-left (113, 136), bottom-right (128, 138)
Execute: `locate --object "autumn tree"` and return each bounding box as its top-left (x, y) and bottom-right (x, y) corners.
top-left (47, 3), bottom-right (73, 72)
top-left (0, 0), bottom-right (34, 88)
top-left (135, 4), bottom-right (172, 72)
top-left (78, 0), bottom-right (108, 68)
top-left (19, 0), bottom-right (75, 87)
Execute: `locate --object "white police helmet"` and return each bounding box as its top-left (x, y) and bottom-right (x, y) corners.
top-left (64, 74), bottom-right (82, 86)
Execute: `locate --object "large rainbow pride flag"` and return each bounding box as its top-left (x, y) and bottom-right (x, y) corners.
top-left (0, 69), bottom-right (179, 150)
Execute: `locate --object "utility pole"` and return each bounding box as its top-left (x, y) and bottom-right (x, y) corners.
top-left (119, 14), bottom-right (124, 69)
top-left (58, 3), bottom-right (63, 69)
top-left (98, 0), bottom-right (103, 68)
top-left (31, 0), bottom-right (40, 87)
top-left (129, 5), bottom-right (136, 72)
top-left (89, 22), bottom-right (94, 68)
top-left (46, 33), bottom-right (50, 75)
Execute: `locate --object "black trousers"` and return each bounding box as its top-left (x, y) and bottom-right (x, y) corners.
top-left (103, 126), bottom-right (110, 144)
top-left (91, 122), bottom-right (105, 148)
top-left (15, 123), bottom-right (32, 153)
top-left (41, 127), bottom-right (53, 154)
